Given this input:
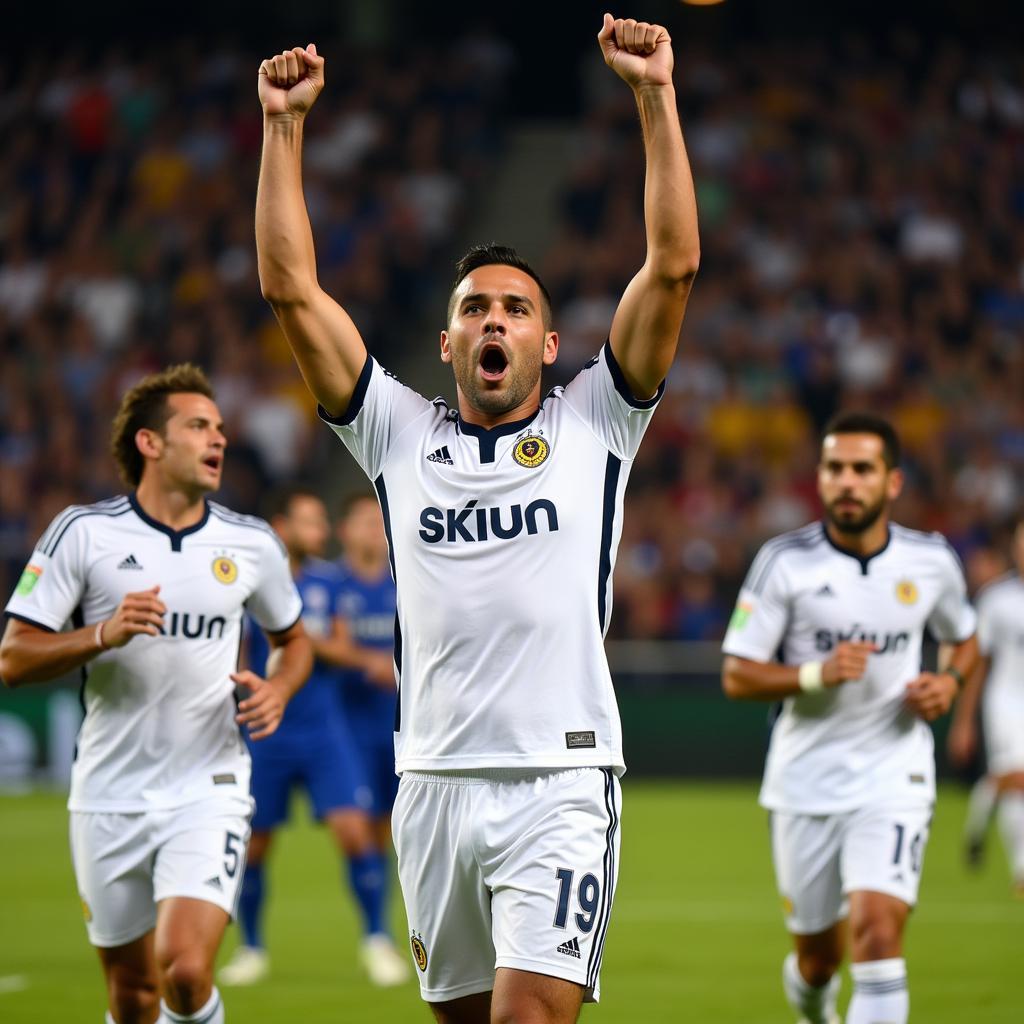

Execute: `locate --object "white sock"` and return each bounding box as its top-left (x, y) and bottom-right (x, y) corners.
top-left (847, 958), bottom-right (908, 1024)
top-left (997, 790), bottom-right (1024, 882)
top-left (160, 986), bottom-right (224, 1024)
top-left (782, 952), bottom-right (840, 1023)
top-left (964, 776), bottom-right (999, 843)
top-left (106, 1013), bottom-right (117, 1024)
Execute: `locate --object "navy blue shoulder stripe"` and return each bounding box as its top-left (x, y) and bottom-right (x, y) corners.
top-left (746, 528), bottom-right (824, 595)
top-left (39, 497), bottom-right (130, 553)
top-left (42, 501), bottom-right (133, 557)
top-left (209, 505), bottom-right (287, 557)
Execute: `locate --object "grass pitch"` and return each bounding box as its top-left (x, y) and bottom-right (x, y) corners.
top-left (0, 783), bottom-right (1018, 1022)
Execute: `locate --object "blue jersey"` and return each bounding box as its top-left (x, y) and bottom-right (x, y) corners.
top-left (334, 559), bottom-right (397, 730)
top-left (247, 558), bottom-right (346, 734)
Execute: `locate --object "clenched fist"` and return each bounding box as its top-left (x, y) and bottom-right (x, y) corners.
top-left (99, 585), bottom-right (166, 648)
top-left (597, 13), bottom-right (673, 90)
top-left (258, 44), bottom-right (325, 118)
top-left (822, 640), bottom-right (875, 688)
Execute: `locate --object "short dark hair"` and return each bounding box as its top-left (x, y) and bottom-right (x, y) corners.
top-left (822, 411), bottom-right (901, 468)
top-left (267, 484), bottom-right (323, 520)
top-left (338, 490), bottom-right (378, 520)
top-left (110, 364), bottom-right (215, 487)
top-left (447, 243), bottom-right (553, 329)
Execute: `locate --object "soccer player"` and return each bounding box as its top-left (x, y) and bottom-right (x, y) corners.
top-left (0, 365), bottom-right (312, 1024)
top-left (948, 518), bottom-right (1024, 894)
top-left (255, 13), bottom-right (699, 1023)
top-left (330, 493), bottom-right (401, 849)
top-left (219, 487), bottom-right (408, 987)
top-left (721, 412), bottom-right (979, 1024)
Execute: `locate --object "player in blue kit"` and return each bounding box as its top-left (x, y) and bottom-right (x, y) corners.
top-left (219, 488), bottom-right (409, 987)
top-left (333, 493), bottom-right (401, 845)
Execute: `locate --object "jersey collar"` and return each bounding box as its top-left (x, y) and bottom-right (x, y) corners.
top-left (130, 492), bottom-right (211, 552)
top-left (820, 521), bottom-right (892, 575)
top-left (456, 409), bottom-right (540, 464)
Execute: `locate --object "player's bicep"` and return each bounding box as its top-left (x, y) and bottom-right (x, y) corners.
top-left (246, 537), bottom-right (304, 635)
top-left (928, 549), bottom-right (977, 643)
top-left (608, 263), bottom-right (693, 400)
top-left (270, 285), bottom-right (368, 418)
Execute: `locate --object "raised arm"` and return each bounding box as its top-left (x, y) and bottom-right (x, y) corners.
top-left (256, 44), bottom-right (367, 417)
top-left (598, 14), bottom-right (700, 398)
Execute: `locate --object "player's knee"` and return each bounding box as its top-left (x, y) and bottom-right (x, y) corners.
top-left (850, 915), bottom-right (902, 962)
top-left (159, 949), bottom-right (213, 1010)
top-left (491, 992), bottom-right (576, 1024)
top-left (797, 950), bottom-right (840, 988)
top-left (108, 976), bottom-right (160, 1024)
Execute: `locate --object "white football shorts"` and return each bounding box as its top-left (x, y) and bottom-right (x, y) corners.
top-left (983, 691), bottom-right (1024, 776)
top-left (69, 794), bottom-right (253, 947)
top-left (392, 767), bottom-right (621, 1004)
top-left (770, 801), bottom-right (933, 934)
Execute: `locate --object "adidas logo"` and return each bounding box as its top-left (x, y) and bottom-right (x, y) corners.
top-left (117, 554), bottom-right (144, 570)
top-left (815, 583), bottom-right (835, 597)
top-left (204, 876), bottom-right (223, 891)
top-left (426, 445), bottom-right (454, 465)
top-left (556, 936), bottom-right (581, 959)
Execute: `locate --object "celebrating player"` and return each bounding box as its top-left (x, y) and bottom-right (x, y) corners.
top-left (255, 13), bottom-right (698, 1023)
top-left (0, 365), bottom-right (311, 1024)
top-left (721, 412), bottom-right (978, 1024)
top-left (948, 518), bottom-right (1024, 894)
top-left (219, 487), bottom-right (408, 988)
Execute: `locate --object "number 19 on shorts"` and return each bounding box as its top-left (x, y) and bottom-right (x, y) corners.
top-left (553, 867), bottom-right (601, 932)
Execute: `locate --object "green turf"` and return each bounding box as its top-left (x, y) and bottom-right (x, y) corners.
top-left (0, 783), bottom-right (1018, 1022)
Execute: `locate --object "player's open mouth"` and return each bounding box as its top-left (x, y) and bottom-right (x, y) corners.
top-left (478, 342), bottom-right (509, 382)
top-left (202, 455), bottom-right (222, 472)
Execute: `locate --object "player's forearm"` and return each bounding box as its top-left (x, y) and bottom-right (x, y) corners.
top-left (312, 634), bottom-right (371, 670)
top-left (256, 115), bottom-right (319, 305)
top-left (721, 655), bottom-right (803, 701)
top-left (635, 83), bottom-right (700, 283)
top-left (944, 637), bottom-right (982, 719)
top-left (267, 633), bottom-right (314, 700)
top-left (0, 623), bottom-right (104, 687)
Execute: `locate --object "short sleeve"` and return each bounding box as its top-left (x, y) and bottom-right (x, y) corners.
top-left (557, 342), bottom-right (665, 460)
top-left (4, 509), bottom-right (88, 632)
top-left (318, 355), bottom-right (434, 480)
top-left (245, 533), bottom-right (303, 635)
top-left (721, 545), bottom-right (791, 662)
top-left (973, 588), bottom-right (999, 657)
top-left (926, 545), bottom-right (977, 644)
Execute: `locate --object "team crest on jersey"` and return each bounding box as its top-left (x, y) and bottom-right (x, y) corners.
top-left (410, 931), bottom-right (428, 972)
top-left (895, 580), bottom-right (918, 605)
top-left (513, 434), bottom-right (550, 469)
top-left (80, 896), bottom-right (93, 923)
top-left (212, 555), bottom-right (238, 585)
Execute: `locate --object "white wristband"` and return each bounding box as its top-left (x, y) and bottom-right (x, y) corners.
top-left (94, 621), bottom-right (108, 652)
top-left (798, 661), bottom-right (824, 693)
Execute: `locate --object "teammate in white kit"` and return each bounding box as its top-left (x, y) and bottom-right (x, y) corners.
top-left (254, 14), bottom-right (699, 1024)
top-left (722, 412), bottom-right (978, 1024)
top-left (0, 365), bottom-right (312, 1024)
top-left (948, 519), bottom-right (1024, 893)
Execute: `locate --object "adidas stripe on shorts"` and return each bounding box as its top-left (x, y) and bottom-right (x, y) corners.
top-left (393, 767), bottom-right (621, 1003)
top-left (69, 794), bottom-right (253, 947)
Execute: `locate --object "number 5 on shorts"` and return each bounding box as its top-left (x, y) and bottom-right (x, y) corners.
top-left (553, 867), bottom-right (600, 932)
top-left (223, 831), bottom-right (244, 878)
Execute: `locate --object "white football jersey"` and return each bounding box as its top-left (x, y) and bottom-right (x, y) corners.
top-left (976, 572), bottom-right (1024, 704)
top-left (722, 522), bottom-right (977, 813)
top-left (5, 495), bottom-right (302, 812)
top-left (321, 343), bottom-right (663, 775)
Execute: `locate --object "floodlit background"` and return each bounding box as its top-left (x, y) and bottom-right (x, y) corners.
top-left (0, 1), bottom-right (1021, 1020)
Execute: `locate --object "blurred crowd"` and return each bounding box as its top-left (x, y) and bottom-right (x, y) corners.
top-left (1, 30), bottom-right (1022, 641)
top-left (0, 32), bottom-right (513, 601)
top-left (540, 33), bottom-right (1024, 639)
